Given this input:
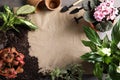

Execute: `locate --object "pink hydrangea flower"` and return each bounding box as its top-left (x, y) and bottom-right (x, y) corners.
top-left (94, 0), bottom-right (118, 22)
top-left (94, 11), bottom-right (105, 21)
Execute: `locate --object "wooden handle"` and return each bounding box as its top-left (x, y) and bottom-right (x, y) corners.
top-left (73, 0), bottom-right (82, 6)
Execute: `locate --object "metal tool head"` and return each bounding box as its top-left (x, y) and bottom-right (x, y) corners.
top-left (70, 8), bottom-right (79, 14)
top-left (60, 6), bottom-right (69, 12)
top-left (74, 17), bottom-right (79, 24)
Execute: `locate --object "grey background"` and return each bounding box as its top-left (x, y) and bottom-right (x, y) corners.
top-left (0, 0), bottom-right (119, 7)
top-left (0, 0), bottom-right (119, 80)
top-left (61, 0), bottom-right (120, 7)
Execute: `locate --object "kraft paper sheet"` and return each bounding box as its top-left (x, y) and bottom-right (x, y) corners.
top-left (28, 7), bottom-right (93, 74)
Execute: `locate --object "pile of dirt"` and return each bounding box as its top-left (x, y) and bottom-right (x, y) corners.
top-left (0, 26), bottom-right (50, 80)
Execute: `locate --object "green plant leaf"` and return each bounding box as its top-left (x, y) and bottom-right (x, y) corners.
top-left (108, 64), bottom-right (116, 74)
top-left (93, 62), bottom-right (103, 80)
top-left (0, 12), bottom-right (7, 22)
top-left (16, 5), bottom-right (35, 15)
top-left (83, 11), bottom-right (96, 23)
top-left (50, 68), bottom-right (61, 80)
top-left (81, 52), bottom-right (103, 63)
top-left (95, 21), bottom-right (113, 32)
top-left (110, 41), bottom-right (118, 53)
top-left (83, 26), bottom-right (101, 45)
top-left (82, 1), bottom-right (91, 11)
top-left (4, 5), bottom-right (12, 14)
top-left (89, 0), bottom-right (97, 10)
top-left (104, 56), bottom-right (112, 64)
top-left (82, 40), bottom-right (97, 51)
top-left (109, 64), bottom-right (120, 80)
top-left (111, 19), bottom-right (120, 44)
top-left (14, 18), bottom-right (37, 30)
top-left (102, 35), bottom-right (110, 47)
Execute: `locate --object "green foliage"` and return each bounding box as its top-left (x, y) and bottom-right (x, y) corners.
top-left (82, 40), bottom-right (97, 51)
top-left (0, 5), bottom-right (37, 32)
top-left (83, 11), bottom-right (96, 23)
top-left (50, 64), bottom-right (83, 80)
top-left (81, 20), bottom-right (120, 80)
top-left (83, 26), bottom-right (101, 45)
top-left (93, 63), bottom-right (103, 80)
top-left (102, 35), bottom-right (110, 48)
top-left (82, 0), bottom-right (101, 11)
top-left (111, 19), bottom-right (120, 44)
top-left (81, 52), bottom-right (103, 63)
top-left (95, 21), bottom-right (113, 32)
top-left (50, 68), bottom-right (63, 80)
top-left (16, 5), bottom-right (35, 15)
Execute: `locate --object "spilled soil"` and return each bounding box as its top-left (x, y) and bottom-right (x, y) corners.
top-left (0, 26), bottom-right (52, 80)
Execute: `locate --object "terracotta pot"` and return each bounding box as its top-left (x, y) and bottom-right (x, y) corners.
top-left (27, 0), bottom-right (61, 11)
top-left (45, 0), bottom-right (61, 10)
top-left (89, 23), bottom-right (98, 31)
top-left (27, 0), bottom-right (43, 8)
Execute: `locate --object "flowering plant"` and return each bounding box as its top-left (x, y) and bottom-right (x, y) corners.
top-left (83, 0), bottom-right (120, 32)
top-left (81, 20), bottom-right (120, 80)
top-left (0, 47), bottom-right (25, 78)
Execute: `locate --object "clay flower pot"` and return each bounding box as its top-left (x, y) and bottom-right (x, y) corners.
top-left (45, 0), bottom-right (61, 10)
top-left (89, 23), bottom-right (98, 31)
top-left (27, 0), bottom-right (43, 8)
top-left (27, 0), bottom-right (61, 10)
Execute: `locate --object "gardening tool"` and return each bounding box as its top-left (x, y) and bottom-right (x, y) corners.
top-left (69, 7), bottom-right (83, 14)
top-left (60, 0), bottom-right (83, 12)
top-left (74, 16), bottom-right (83, 24)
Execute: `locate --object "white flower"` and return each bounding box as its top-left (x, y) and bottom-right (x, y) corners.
top-left (117, 42), bottom-right (120, 49)
top-left (117, 66), bottom-right (120, 73)
top-left (98, 48), bottom-right (111, 56)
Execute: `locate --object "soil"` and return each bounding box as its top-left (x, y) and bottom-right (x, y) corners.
top-left (0, 26), bottom-right (52, 80)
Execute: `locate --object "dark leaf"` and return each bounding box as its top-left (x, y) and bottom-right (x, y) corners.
top-left (89, 0), bottom-right (97, 10)
top-left (108, 64), bottom-right (116, 74)
top-left (102, 35), bottom-right (110, 47)
top-left (83, 11), bottom-right (96, 23)
top-left (82, 40), bottom-right (97, 51)
top-left (109, 64), bottom-right (120, 80)
top-left (95, 21), bottom-right (113, 32)
top-left (110, 41), bottom-right (118, 53)
top-left (93, 62), bottom-right (103, 80)
top-left (81, 52), bottom-right (103, 63)
top-left (82, 1), bottom-right (91, 11)
top-left (82, 0), bottom-right (101, 11)
top-left (93, 0), bottom-right (101, 6)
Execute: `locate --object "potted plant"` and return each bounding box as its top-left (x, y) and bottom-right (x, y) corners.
top-left (0, 47), bottom-right (25, 78)
top-left (50, 64), bottom-right (83, 80)
top-left (81, 19), bottom-right (120, 80)
top-left (83, 0), bottom-right (119, 32)
top-left (0, 5), bottom-right (37, 47)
